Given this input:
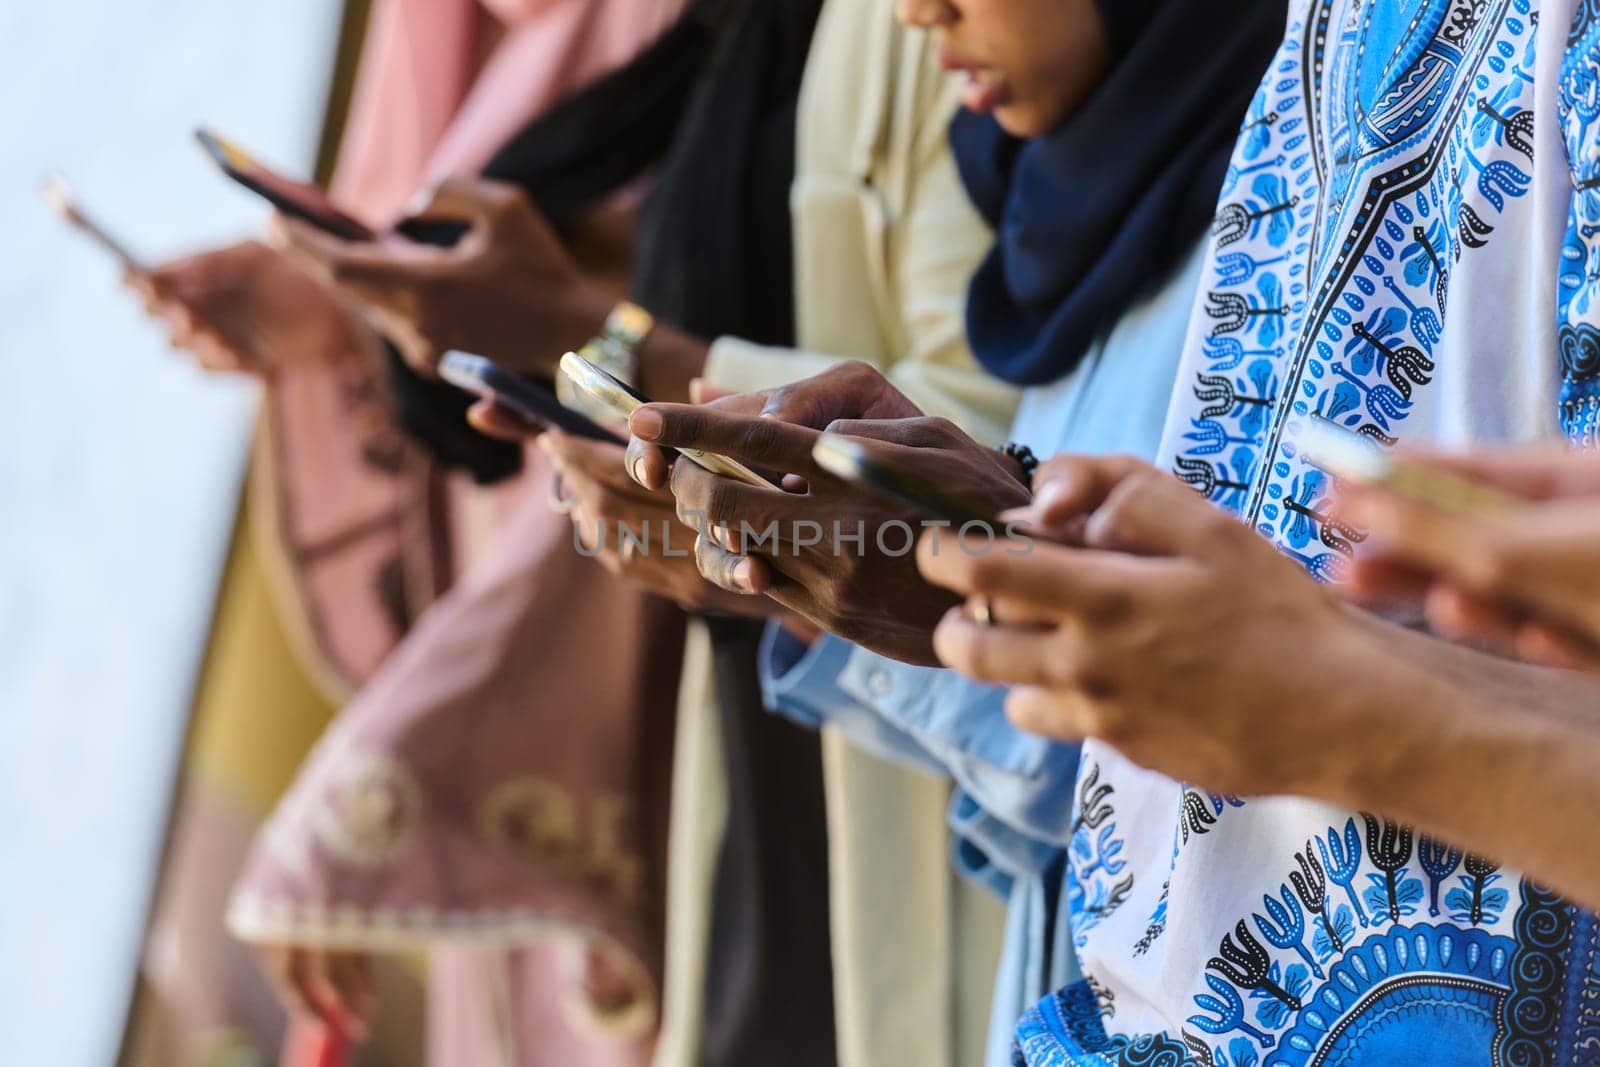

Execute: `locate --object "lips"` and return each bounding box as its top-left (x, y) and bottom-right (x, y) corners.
top-left (937, 45), bottom-right (1007, 113)
top-left (959, 68), bottom-right (1007, 112)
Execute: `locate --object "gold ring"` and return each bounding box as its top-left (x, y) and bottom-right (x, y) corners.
top-left (972, 596), bottom-right (994, 627)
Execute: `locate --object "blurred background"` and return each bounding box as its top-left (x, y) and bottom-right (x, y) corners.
top-left (0, 3), bottom-right (351, 1063)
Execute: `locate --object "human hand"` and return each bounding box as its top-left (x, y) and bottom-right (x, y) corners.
top-left (919, 455), bottom-right (1380, 797)
top-left (623, 362), bottom-right (929, 491)
top-left (1330, 446), bottom-right (1600, 669)
top-left (128, 239), bottom-right (366, 376)
top-left (278, 176), bottom-right (615, 377)
top-left (540, 429), bottom-right (779, 617)
top-left (256, 944), bottom-right (377, 1041)
top-left (628, 403), bottom-right (1030, 664)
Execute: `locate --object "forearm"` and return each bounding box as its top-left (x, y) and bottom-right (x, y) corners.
top-left (1316, 618), bottom-right (1600, 909)
top-left (1349, 605), bottom-right (1600, 728)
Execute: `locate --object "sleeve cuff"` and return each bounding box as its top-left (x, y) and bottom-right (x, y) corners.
top-left (756, 621), bottom-right (946, 774)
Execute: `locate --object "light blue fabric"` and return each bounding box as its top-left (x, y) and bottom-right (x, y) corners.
top-left (758, 240), bottom-right (1208, 1067)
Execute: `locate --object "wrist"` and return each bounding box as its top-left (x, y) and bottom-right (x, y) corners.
top-left (1308, 614), bottom-right (1467, 810)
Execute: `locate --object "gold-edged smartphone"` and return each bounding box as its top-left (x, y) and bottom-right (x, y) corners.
top-left (558, 350), bottom-right (777, 488)
top-left (1295, 415), bottom-right (1521, 514)
top-left (41, 174), bottom-right (146, 276)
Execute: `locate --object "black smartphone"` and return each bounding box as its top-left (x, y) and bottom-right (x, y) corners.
top-left (811, 433), bottom-right (1004, 527)
top-left (194, 128), bottom-right (467, 247)
top-left (439, 352), bottom-right (623, 444)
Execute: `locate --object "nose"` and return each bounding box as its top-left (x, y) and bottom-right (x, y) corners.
top-left (895, 0), bottom-right (956, 29)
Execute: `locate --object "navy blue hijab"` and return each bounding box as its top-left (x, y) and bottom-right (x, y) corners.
top-left (953, 0), bottom-right (1286, 385)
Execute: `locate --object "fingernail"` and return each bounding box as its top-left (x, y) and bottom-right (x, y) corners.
top-left (626, 452), bottom-right (644, 486)
top-left (688, 378), bottom-right (707, 404)
top-left (631, 408), bottom-right (663, 440)
top-left (731, 558), bottom-right (756, 593)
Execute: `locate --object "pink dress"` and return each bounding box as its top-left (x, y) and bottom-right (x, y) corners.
top-left (230, 1), bottom-right (687, 1063)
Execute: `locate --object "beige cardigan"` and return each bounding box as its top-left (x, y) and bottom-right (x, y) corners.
top-left (653, 2), bottom-right (1015, 1065)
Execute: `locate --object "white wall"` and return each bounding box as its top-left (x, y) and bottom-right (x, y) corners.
top-left (0, 3), bottom-right (342, 1063)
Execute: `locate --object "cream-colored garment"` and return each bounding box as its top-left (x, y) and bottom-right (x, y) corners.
top-left (659, 2), bottom-right (1014, 1066)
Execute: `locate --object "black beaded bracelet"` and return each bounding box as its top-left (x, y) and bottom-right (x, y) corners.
top-left (1001, 441), bottom-right (1039, 488)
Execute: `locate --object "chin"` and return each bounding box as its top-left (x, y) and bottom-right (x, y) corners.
top-left (993, 105), bottom-right (1048, 139)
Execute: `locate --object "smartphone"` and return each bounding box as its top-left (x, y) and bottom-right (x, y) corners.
top-left (1294, 415), bottom-right (1521, 514)
top-left (439, 352), bottom-right (623, 444)
top-left (41, 174), bottom-right (146, 276)
top-left (194, 128), bottom-right (467, 247)
top-left (811, 433), bottom-right (1004, 527)
top-left (558, 351), bottom-right (778, 488)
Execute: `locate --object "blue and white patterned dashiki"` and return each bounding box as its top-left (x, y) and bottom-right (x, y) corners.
top-left (1016, 1), bottom-right (1600, 1064)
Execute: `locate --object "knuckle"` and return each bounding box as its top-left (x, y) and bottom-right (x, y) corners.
top-left (740, 416), bottom-right (784, 462)
top-left (703, 478), bottom-right (744, 527)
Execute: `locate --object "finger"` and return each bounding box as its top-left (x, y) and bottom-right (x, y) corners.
top-left (407, 175), bottom-right (520, 235)
top-left (693, 534), bottom-right (769, 595)
top-left (278, 217), bottom-right (436, 295)
top-left (1515, 620), bottom-right (1600, 672)
top-left (626, 438), bottom-right (673, 490)
top-left (1422, 584), bottom-right (1525, 650)
top-left (259, 946), bottom-right (318, 1020)
top-left (690, 378), bottom-right (737, 404)
top-left (931, 607), bottom-right (1067, 686)
top-left (630, 404), bottom-right (822, 476)
top-left (703, 389), bottom-right (771, 416)
top-left (758, 361), bottom-right (910, 426)
top-left (668, 458), bottom-right (796, 542)
top-left (1005, 685), bottom-right (1098, 742)
top-left (287, 948), bottom-right (345, 1029)
top-left (823, 416), bottom-right (957, 449)
top-left (1341, 556), bottom-right (1434, 609)
top-left (1336, 488), bottom-right (1497, 589)
top-left (1393, 445), bottom-right (1597, 500)
top-left (917, 528), bottom-right (1149, 619)
top-left (1082, 469), bottom-right (1239, 557)
top-left (539, 431), bottom-right (652, 498)
top-left (1030, 454), bottom-right (1153, 529)
top-left (326, 951), bottom-right (377, 1037)
top-left (467, 397), bottom-right (540, 441)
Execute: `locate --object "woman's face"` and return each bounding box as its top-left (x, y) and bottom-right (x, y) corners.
top-left (895, 0), bottom-right (1109, 137)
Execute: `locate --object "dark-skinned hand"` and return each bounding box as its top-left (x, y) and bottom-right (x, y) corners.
top-left (537, 429), bottom-right (780, 618)
top-left (278, 176), bottom-right (616, 376)
top-left (126, 239), bottom-right (373, 376)
top-left (918, 454), bottom-right (1406, 798)
top-left (625, 401), bottom-right (1030, 664)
